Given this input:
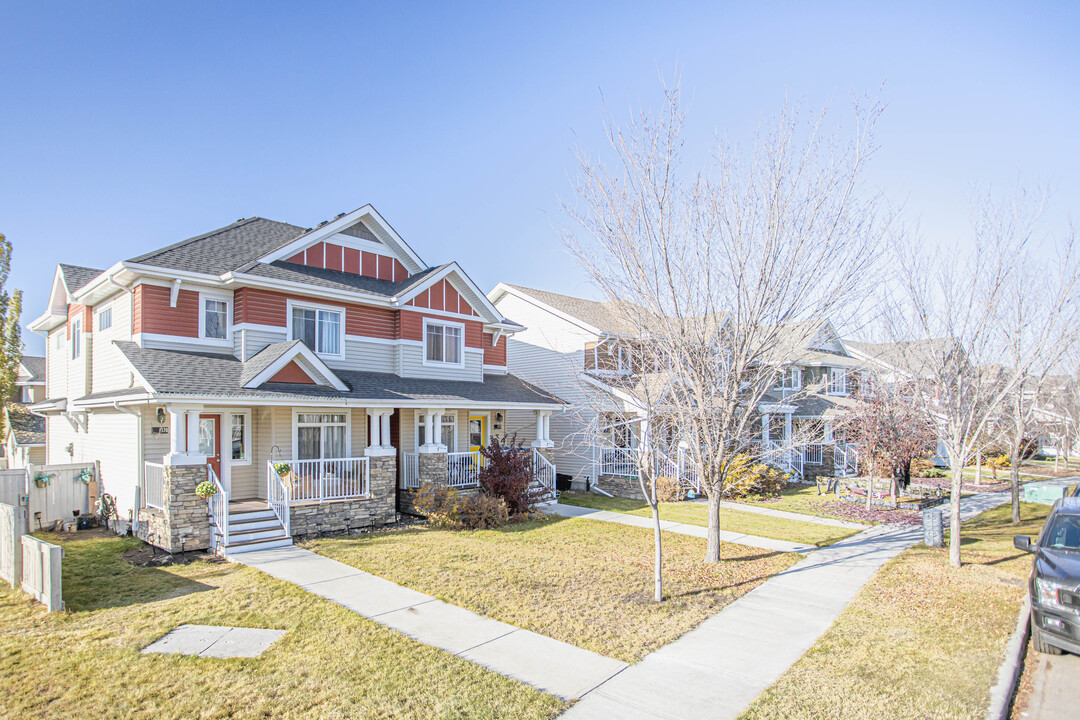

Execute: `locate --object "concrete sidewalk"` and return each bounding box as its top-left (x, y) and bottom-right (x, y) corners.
top-left (547, 503), bottom-right (816, 554)
top-left (236, 545), bottom-right (627, 700)
top-left (560, 491), bottom-right (1010, 719)
top-left (716, 499), bottom-right (867, 529)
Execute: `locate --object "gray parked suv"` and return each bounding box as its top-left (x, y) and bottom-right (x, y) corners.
top-left (1014, 497), bottom-right (1080, 655)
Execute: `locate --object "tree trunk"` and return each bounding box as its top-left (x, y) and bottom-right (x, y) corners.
top-left (865, 468), bottom-right (873, 510)
top-left (975, 449), bottom-right (982, 484)
top-left (650, 502), bottom-right (663, 602)
top-left (890, 472), bottom-right (898, 506)
top-left (949, 465), bottom-right (963, 568)
top-left (1010, 450), bottom-right (1021, 524)
top-left (705, 490), bottom-right (721, 563)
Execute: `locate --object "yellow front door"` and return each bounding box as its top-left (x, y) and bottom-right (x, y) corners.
top-left (468, 415), bottom-right (487, 452)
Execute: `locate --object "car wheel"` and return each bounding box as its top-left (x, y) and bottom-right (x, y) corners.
top-left (1031, 618), bottom-right (1064, 655)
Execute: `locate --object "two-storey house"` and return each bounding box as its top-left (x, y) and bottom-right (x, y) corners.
top-left (29, 206), bottom-right (562, 554)
top-left (3, 355), bottom-right (47, 469)
top-left (489, 284), bottom-right (863, 498)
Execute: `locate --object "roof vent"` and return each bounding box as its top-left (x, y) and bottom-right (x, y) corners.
top-left (318, 220), bottom-right (329, 227)
top-left (335, 212), bottom-right (346, 219)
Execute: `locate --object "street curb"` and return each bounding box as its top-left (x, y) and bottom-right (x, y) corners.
top-left (985, 597), bottom-right (1031, 720)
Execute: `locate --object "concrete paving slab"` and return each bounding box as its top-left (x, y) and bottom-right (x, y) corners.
top-left (303, 573), bottom-right (436, 617)
top-left (141, 624), bottom-right (229, 655)
top-left (201, 627), bottom-right (286, 658)
top-left (141, 624), bottom-right (285, 658)
top-left (238, 546), bottom-right (363, 585)
top-left (377, 599), bottom-right (518, 654)
top-left (459, 629), bottom-right (628, 701)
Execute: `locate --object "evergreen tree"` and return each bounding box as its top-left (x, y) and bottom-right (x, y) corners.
top-left (0, 233), bottom-right (24, 438)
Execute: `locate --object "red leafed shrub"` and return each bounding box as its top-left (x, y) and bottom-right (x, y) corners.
top-left (478, 434), bottom-right (545, 516)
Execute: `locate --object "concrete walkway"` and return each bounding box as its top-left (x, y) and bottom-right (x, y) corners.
top-left (547, 503), bottom-right (817, 554)
top-left (236, 545), bottom-right (627, 700)
top-left (560, 491), bottom-right (1011, 719)
top-left (716, 500), bottom-right (867, 529)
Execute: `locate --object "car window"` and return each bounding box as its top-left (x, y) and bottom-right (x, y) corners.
top-left (1044, 514), bottom-right (1080, 550)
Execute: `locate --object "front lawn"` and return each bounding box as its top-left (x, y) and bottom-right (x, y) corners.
top-left (558, 492), bottom-right (860, 547)
top-left (0, 534), bottom-right (566, 720)
top-left (738, 502), bottom-right (1047, 720)
top-left (308, 516), bottom-right (799, 663)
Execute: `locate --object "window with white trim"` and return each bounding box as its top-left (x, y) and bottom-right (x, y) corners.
top-left (71, 319), bottom-right (81, 359)
top-left (296, 413), bottom-right (348, 460)
top-left (96, 306), bottom-right (112, 331)
top-left (230, 412), bottom-right (251, 464)
top-left (777, 366), bottom-right (801, 390)
top-left (424, 320), bottom-right (463, 364)
top-left (827, 367), bottom-right (847, 395)
top-left (291, 305), bottom-right (342, 355)
top-left (203, 298), bottom-right (228, 340)
top-left (416, 413), bottom-right (457, 451)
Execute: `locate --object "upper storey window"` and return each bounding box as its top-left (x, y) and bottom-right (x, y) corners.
top-left (776, 366), bottom-right (801, 390)
top-left (96, 306), bottom-right (112, 331)
top-left (203, 299), bottom-right (229, 340)
top-left (289, 301), bottom-right (342, 356)
top-left (71, 319), bottom-right (82, 359)
top-left (425, 319), bottom-right (464, 365)
top-left (827, 367), bottom-right (848, 395)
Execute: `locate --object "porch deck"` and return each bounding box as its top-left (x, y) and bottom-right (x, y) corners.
top-left (229, 498), bottom-right (271, 513)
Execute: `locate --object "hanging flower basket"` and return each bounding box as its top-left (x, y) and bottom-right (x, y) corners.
top-left (195, 481), bottom-right (218, 498)
top-left (77, 467), bottom-right (95, 484)
top-left (33, 472), bottom-right (55, 489)
top-left (273, 462), bottom-right (291, 477)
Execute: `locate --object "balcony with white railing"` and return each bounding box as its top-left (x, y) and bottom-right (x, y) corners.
top-left (597, 446), bottom-right (639, 477)
top-left (447, 451), bottom-right (484, 488)
top-left (267, 457), bottom-right (370, 505)
top-left (144, 462), bottom-right (165, 510)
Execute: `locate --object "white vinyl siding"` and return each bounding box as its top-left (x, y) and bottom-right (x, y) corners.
top-left (91, 292), bottom-right (135, 393)
top-left (398, 343), bottom-right (483, 381)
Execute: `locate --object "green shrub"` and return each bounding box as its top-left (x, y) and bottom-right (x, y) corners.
top-left (459, 494), bottom-right (509, 530)
top-left (723, 454), bottom-right (788, 499)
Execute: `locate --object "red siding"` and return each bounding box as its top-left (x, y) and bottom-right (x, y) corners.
top-left (400, 310), bottom-right (484, 348)
top-left (483, 333), bottom-right (507, 366)
top-left (135, 284), bottom-right (199, 337)
top-left (234, 287), bottom-right (398, 340)
top-left (361, 251), bottom-right (377, 277)
top-left (346, 305), bottom-right (396, 339)
top-left (393, 259), bottom-right (407, 282)
top-left (376, 255), bottom-right (393, 281)
top-left (325, 243), bottom-right (343, 271)
top-left (269, 360), bottom-right (316, 384)
top-left (344, 247), bottom-right (361, 275)
top-left (286, 250), bottom-right (305, 264)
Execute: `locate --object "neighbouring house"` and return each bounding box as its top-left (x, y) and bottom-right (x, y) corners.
top-left (28, 206), bottom-right (563, 554)
top-left (2, 355), bottom-right (47, 469)
top-left (488, 283), bottom-right (862, 499)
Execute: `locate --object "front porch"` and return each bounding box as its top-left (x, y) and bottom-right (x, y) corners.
top-left (136, 403), bottom-right (558, 554)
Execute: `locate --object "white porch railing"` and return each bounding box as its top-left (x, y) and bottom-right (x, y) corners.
top-left (207, 463), bottom-right (228, 549)
top-left (447, 451), bottom-right (483, 488)
top-left (834, 444), bottom-right (859, 476)
top-left (801, 444), bottom-right (824, 465)
top-left (400, 451), bottom-right (419, 489)
top-left (144, 462), bottom-right (165, 510)
top-left (267, 462), bottom-right (290, 537)
top-left (598, 447), bottom-right (638, 477)
top-left (531, 448), bottom-right (555, 495)
top-left (272, 457), bottom-right (370, 503)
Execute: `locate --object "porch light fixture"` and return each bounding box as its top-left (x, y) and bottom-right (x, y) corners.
top-left (156, 407), bottom-right (167, 425)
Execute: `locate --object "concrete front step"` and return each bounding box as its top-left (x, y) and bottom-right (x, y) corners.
top-left (220, 534), bottom-right (293, 554)
top-left (227, 516), bottom-right (282, 532)
top-left (228, 508), bottom-right (277, 523)
top-left (229, 526), bottom-right (288, 544)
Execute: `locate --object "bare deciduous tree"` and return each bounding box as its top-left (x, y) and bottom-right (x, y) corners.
top-left (886, 191), bottom-right (1078, 566)
top-left (563, 84), bottom-right (889, 565)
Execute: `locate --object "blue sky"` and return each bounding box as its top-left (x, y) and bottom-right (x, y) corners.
top-left (2, 1), bottom-right (1078, 355)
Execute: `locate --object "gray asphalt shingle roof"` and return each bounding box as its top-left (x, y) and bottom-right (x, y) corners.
top-left (59, 264), bottom-right (105, 294)
top-left (240, 260), bottom-right (440, 297)
top-left (239, 340), bottom-right (304, 386)
top-left (507, 285), bottom-right (643, 334)
top-left (5, 403), bottom-right (46, 445)
top-left (109, 341), bottom-right (564, 406)
top-left (127, 217), bottom-right (308, 275)
top-left (18, 355), bottom-right (45, 382)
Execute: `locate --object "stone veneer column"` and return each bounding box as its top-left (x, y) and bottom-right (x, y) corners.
top-left (162, 463), bottom-right (210, 553)
top-left (418, 451), bottom-right (448, 486)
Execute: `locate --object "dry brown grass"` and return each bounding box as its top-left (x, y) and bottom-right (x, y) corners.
top-left (0, 533), bottom-right (566, 720)
top-left (308, 515), bottom-right (799, 663)
top-left (738, 503), bottom-right (1047, 720)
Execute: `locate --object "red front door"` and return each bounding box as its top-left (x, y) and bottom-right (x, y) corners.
top-left (198, 413), bottom-right (222, 480)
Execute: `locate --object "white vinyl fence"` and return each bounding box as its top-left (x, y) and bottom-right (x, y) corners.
top-left (25, 462), bottom-right (96, 530)
top-left (0, 469), bottom-right (28, 508)
top-left (21, 535), bottom-right (64, 611)
top-left (1, 501), bottom-right (63, 611)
